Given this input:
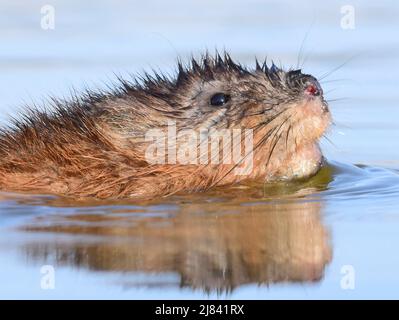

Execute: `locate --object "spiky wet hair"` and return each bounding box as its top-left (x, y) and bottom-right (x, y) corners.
top-left (105, 51), bottom-right (312, 118)
top-left (119, 52), bottom-right (289, 100)
top-left (0, 51), bottom-right (317, 151)
top-left (1, 52), bottom-right (313, 158)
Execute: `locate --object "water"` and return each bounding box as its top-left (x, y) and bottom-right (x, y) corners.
top-left (0, 0), bottom-right (398, 299)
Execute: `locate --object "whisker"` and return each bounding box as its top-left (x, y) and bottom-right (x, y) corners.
top-left (296, 21), bottom-right (315, 69)
top-left (249, 109), bottom-right (286, 130)
top-left (266, 116), bottom-right (291, 166)
top-left (326, 97), bottom-right (350, 102)
top-left (266, 131), bottom-right (283, 166)
top-left (318, 54), bottom-right (359, 81)
top-left (320, 78), bottom-right (351, 84)
top-left (209, 124), bottom-right (279, 188)
top-left (323, 134), bottom-right (339, 149)
top-left (324, 88), bottom-right (338, 95)
top-left (331, 121), bottom-right (352, 129)
top-left (164, 107), bottom-right (292, 195)
top-left (210, 111), bottom-right (292, 188)
top-left (244, 109), bottom-right (269, 117)
top-left (285, 124), bottom-right (292, 150)
top-left (300, 48), bottom-right (314, 70)
top-left (166, 113), bottom-right (274, 195)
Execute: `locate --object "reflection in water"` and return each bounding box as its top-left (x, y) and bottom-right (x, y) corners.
top-left (16, 168), bottom-right (333, 293)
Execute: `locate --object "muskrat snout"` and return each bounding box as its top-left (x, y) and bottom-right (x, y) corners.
top-left (300, 76), bottom-right (323, 98)
top-left (289, 73), bottom-right (328, 113)
top-left (304, 81), bottom-right (321, 97)
top-left (303, 78), bottom-right (329, 113)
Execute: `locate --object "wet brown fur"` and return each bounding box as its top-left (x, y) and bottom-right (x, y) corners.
top-left (0, 53), bottom-right (331, 199)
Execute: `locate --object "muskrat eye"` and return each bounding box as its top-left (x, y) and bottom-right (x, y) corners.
top-left (210, 93), bottom-right (230, 106)
top-left (304, 83), bottom-right (320, 96)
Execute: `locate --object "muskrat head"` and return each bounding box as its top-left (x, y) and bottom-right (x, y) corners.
top-left (170, 55), bottom-right (330, 136)
top-left (110, 53), bottom-right (332, 187)
top-left (148, 54), bottom-right (331, 182)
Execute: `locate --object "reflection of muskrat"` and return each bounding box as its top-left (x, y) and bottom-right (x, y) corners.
top-left (23, 197), bottom-right (331, 292)
top-left (0, 53), bottom-right (331, 199)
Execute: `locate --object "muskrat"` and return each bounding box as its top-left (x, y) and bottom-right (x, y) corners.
top-left (0, 53), bottom-right (331, 199)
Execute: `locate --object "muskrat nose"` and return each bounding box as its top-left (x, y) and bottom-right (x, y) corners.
top-left (302, 76), bottom-right (323, 97)
top-left (305, 83), bottom-right (320, 96)
top-left (299, 75), bottom-right (329, 113)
